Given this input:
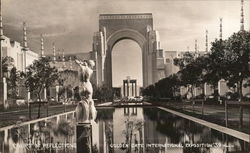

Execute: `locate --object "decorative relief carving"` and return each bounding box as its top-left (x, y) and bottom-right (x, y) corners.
top-left (100, 14), bottom-right (152, 20)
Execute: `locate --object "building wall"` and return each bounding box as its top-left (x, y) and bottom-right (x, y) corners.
top-left (1, 36), bottom-right (39, 71)
top-left (46, 51), bottom-right (98, 85)
top-left (1, 36), bottom-right (39, 102)
top-left (26, 51), bottom-right (39, 67)
top-left (156, 49), bottom-right (166, 81)
top-left (164, 51), bottom-right (179, 77)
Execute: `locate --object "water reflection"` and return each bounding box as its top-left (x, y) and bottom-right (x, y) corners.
top-left (0, 107), bottom-right (249, 153)
top-left (144, 108), bottom-right (249, 153)
top-left (0, 112), bottom-right (76, 153)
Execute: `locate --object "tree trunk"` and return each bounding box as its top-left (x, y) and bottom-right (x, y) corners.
top-left (238, 80), bottom-right (243, 101)
top-left (202, 83), bottom-right (205, 100)
top-left (213, 82), bottom-right (219, 101)
top-left (191, 85), bottom-right (195, 113)
top-left (37, 89), bottom-right (42, 118)
top-left (239, 105), bottom-right (243, 129)
top-left (238, 80), bottom-right (243, 129)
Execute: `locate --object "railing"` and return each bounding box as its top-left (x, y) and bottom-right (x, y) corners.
top-left (28, 101), bottom-right (49, 119)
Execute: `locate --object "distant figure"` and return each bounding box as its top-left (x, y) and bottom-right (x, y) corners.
top-left (75, 59), bottom-right (97, 123)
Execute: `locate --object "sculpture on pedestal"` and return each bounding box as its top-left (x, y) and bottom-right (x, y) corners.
top-left (75, 59), bottom-right (97, 123)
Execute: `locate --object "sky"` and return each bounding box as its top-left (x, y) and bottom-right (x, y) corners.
top-left (2, 0), bottom-right (250, 87)
top-left (112, 40), bottom-right (142, 87)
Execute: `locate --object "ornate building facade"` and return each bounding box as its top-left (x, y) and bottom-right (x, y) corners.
top-left (92, 13), bottom-right (166, 87)
top-left (1, 36), bottom-right (39, 72)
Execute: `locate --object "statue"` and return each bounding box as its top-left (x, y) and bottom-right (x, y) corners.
top-left (75, 59), bottom-right (97, 123)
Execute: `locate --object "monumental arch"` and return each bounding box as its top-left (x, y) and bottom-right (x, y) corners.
top-left (93, 13), bottom-right (166, 87)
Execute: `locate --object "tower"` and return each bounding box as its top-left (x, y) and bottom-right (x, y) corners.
top-left (40, 34), bottom-right (45, 58)
top-left (69, 56), bottom-right (73, 69)
top-left (205, 30), bottom-right (208, 52)
top-left (0, 0), bottom-right (4, 79)
top-left (195, 39), bottom-right (198, 52)
top-left (0, 0), bottom-right (6, 107)
top-left (53, 43), bottom-right (56, 62)
top-left (219, 18), bottom-right (223, 40)
top-left (62, 50), bottom-right (66, 69)
top-left (240, 0), bottom-right (244, 31)
top-left (22, 22), bottom-right (29, 73)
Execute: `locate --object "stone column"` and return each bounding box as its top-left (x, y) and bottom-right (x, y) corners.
top-left (27, 123), bottom-right (31, 144)
top-left (56, 85), bottom-right (59, 102)
top-left (56, 115), bottom-right (60, 124)
top-left (194, 87), bottom-right (197, 97)
top-left (127, 82), bottom-right (129, 97)
top-left (123, 80), bottom-right (126, 97)
top-left (135, 81), bottom-right (137, 96)
top-left (0, 0), bottom-right (5, 108)
top-left (4, 129), bottom-right (8, 143)
top-left (204, 83), bottom-right (207, 96)
top-left (218, 80), bottom-right (221, 96)
top-left (65, 113), bottom-right (68, 120)
top-left (3, 78), bottom-right (7, 108)
top-left (0, 76), bottom-right (4, 108)
top-left (44, 87), bottom-right (47, 101)
top-left (131, 82), bottom-right (134, 97)
top-left (27, 91), bottom-right (31, 102)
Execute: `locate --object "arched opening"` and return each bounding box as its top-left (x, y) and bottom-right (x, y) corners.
top-left (112, 39), bottom-right (142, 96)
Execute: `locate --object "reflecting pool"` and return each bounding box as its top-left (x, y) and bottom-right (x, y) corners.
top-left (0, 107), bottom-right (249, 153)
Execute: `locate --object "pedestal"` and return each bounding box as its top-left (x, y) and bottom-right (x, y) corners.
top-left (56, 86), bottom-right (59, 102)
top-left (76, 123), bottom-right (92, 153)
top-left (4, 129), bottom-right (8, 143)
top-left (27, 91), bottom-right (31, 102)
top-left (0, 78), bottom-right (7, 109)
top-left (218, 80), bottom-right (221, 96)
top-left (44, 88), bottom-right (47, 101)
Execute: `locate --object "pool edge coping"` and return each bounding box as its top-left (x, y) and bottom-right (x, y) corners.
top-left (0, 102), bottom-right (110, 131)
top-left (1, 102), bottom-right (249, 143)
top-left (0, 110), bottom-right (75, 132)
top-left (157, 106), bottom-right (250, 143)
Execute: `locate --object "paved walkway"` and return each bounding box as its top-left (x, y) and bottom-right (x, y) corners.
top-left (0, 104), bottom-right (76, 128)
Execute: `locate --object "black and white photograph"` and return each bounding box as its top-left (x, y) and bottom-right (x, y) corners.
top-left (0, 0), bottom-right (249, 152)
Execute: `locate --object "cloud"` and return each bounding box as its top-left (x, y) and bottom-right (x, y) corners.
top-left (2, 0), bottom-right (249, 53)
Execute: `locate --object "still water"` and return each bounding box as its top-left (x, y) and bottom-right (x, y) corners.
top-left (0, 107), bottom-right (249, 153)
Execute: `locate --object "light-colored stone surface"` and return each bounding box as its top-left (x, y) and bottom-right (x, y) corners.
top-left (93, 13), bottom-right (165, 87)
top-left (97, 102), bottom-right (112, 106)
